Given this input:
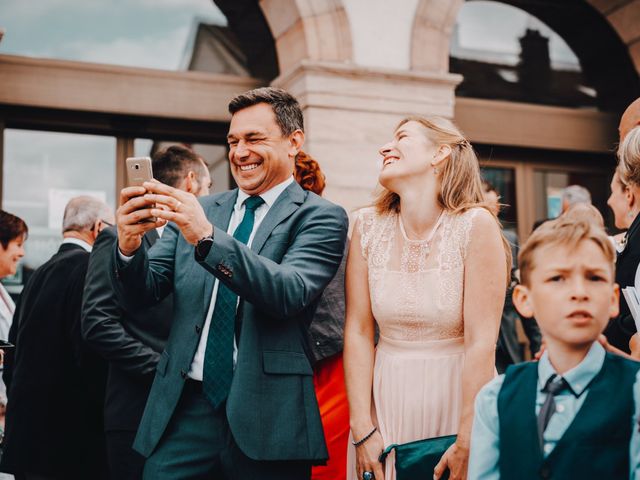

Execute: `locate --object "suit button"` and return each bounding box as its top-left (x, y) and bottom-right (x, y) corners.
top-left (540, 466), bottom-right (551, 479)
top-left (195, 325), bottom-right (202, 334)
top-left (180, 370), bottom-right (187, 379)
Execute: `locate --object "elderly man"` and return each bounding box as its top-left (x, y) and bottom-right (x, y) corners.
top-left (112, 87), bottom-right (348, 479)
top-left (1, 196), bottom-right (114, 480)
top-left (81, 145), bottom-right (211, 480)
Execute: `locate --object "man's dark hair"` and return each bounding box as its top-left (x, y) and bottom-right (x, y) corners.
top-left (152, 145), bottom-right (207, 188)
top-left (0, 210), bottom-right (28, 249)
top-left (228, 87), bottom-right (304, 136)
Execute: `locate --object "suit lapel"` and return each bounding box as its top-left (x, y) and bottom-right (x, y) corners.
top-left (202, 190), bottom-right (238, 312)
top-left (251, 182), bottom-right (305, 253)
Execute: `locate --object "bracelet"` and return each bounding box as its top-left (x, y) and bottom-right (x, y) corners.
top-left (352, 426), bottom-right (377, 447)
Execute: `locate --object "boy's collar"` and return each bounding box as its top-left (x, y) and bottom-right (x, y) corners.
top-left (537, 342), bottom-right (605, 397)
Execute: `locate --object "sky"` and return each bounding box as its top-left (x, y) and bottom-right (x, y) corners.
top-left (0, 0), bottom-right (227, 69)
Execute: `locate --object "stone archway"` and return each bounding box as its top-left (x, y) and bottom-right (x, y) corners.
top-left (410, 0), bottom-right (464, 73)
top-left (587, 0), bottom-right (640, 74)
top-left (259, 0), bottom-right (353, 75)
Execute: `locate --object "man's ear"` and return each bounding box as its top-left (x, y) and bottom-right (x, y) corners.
top-left (610, 283), bottom-right (620, 319)
top-left (288, 129), bottom-right (305, 157)
top-left (512, 284), bottom-right (534, 318)
top-left (184, 171), bottom-right (197, 194)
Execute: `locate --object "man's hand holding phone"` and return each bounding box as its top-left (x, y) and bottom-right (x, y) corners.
top-left (117, 186), bottom-right (166, 256)
top-left (142, 181), bottom-right (212, 245)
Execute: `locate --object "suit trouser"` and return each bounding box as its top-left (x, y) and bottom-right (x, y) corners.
top-left (143, 381), bottom-right (311, 480)
top-left (106, 430), bottom-right (145, 480)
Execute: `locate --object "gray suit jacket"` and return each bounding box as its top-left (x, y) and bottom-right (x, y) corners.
top-left (112, 182), bottom-right (348, 462)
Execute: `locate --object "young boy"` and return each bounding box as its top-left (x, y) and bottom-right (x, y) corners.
top-left (468, 218), bottom-right (640, 479)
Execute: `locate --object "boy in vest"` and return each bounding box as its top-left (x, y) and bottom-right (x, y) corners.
top-left (468, 217), bottom-right (640, 479)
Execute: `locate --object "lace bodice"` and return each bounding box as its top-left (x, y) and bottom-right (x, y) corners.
top-left (356, 206), bottom-right (482, 341)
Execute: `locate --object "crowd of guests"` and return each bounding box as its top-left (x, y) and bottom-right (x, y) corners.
top-left (0, 87), bottom-right (638, 480)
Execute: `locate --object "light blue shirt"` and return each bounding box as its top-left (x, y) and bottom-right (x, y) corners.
top-left (468, 342), bottom-right (640, 479)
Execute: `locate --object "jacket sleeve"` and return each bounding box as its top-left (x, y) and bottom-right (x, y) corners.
top-left (111, 222), bottom-right (178, 308)
top-left (198, 202), bottom-right (349, 319)
top-left (83, 227), bottom-right (160, 376)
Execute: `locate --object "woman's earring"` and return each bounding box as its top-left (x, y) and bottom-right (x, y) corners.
top-left (434, 167), bottom-right (440, 175)
top-left (629, 211), bottom-right (635, 218)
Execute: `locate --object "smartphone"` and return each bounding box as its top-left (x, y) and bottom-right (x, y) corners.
top-left (126, 157), bottom-right (156, 223)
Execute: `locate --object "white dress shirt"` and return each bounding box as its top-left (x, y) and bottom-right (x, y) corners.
top-left (188, 176), bottom-right (294, 380)
top-left (61, 237), bottom-right (93, 252)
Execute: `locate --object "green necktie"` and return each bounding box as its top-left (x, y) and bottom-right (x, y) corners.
top-left (203, 195), bottom-right (265, 409)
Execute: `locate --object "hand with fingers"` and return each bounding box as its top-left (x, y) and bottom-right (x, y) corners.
top-left (142, 180), bottom-right (213, 245)
top-left (355, 429), bottom-right (385, 480)
top-left (117, 186), bottom-right (167, 256)
top-left (433, 441), bottom-right (468, 480)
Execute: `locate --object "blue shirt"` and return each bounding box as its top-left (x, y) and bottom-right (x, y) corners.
top-left (468, 342), bottom-right (640, 479)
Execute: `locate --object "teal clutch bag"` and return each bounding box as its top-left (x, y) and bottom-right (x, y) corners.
top-left (378, 434), bottom-right (456, 480)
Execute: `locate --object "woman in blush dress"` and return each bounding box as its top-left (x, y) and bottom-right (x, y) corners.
top-left (344, 116), bottom-right (509, 480)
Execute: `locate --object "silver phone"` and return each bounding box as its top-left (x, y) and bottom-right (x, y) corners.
top-left (125, 156), bottom-right (156, 223)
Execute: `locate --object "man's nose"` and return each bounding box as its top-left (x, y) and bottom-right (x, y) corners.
top-left (234, 141), bottom-right (250, 159)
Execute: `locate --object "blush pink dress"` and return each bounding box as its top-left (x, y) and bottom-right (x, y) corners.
top-left (347, 206), bottom-right (483, 480)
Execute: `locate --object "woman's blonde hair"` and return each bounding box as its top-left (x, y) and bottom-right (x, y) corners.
top-left (617, 125), bottom-right (640, 186)
top-left (374, 115), bottom-right (512, 276)
top-left (374, 116), bottom-right (485, 215)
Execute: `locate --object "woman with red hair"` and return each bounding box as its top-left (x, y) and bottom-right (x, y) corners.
top-left (295, 151), bottom-right (349, 480)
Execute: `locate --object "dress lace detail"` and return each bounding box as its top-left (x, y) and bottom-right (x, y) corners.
top-left (355, 207), bottom-right (483, 341)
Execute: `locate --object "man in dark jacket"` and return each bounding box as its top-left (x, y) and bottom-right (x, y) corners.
top-left (1, 196), bottom-right (114, 480)
top-left (81, 145), bottom-right (210, 480)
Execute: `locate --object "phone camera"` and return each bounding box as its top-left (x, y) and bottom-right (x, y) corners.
top-left (134, 164), bottom-right (140, 170)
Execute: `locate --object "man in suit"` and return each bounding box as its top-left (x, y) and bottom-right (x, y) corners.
top-left (1, 196), bottom-right (114, 480)
top-left (605, 97), bottom-right (640, 352)
top-left (112, 87), bottom-right (348, 479)
top-left (81, 145), bottom-right (211, 480)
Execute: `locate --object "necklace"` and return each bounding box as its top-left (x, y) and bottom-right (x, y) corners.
top-left (398, 210), bottom-right (444, 243)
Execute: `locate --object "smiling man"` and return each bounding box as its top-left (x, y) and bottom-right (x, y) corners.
top-left (111, 87), bottom-right (348, 479)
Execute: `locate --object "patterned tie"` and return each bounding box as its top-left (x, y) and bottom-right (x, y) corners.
top-left (203, 195), bottom-right (265, 409)
top-left (537, 375), bottom-right (572, 451)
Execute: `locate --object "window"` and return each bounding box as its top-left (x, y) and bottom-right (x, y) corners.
top-left (3, 130), bottom-right (115, 271)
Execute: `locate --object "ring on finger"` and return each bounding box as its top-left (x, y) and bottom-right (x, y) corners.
top-left (362, 472), bottom-right (374, 480)
top-left (175, 201), bottom-right (182, 210)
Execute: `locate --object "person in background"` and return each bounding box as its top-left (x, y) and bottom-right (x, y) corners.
top-left (532, 184), bottom-right (592, 231)
top-left (482, 181), bottom-right (541, 372)
top-left (81, 145), bottom-right (211, 480)
top-left (1, 197), bottom-right (114, 480)
top-left (469, 217), bottom-right (639, 479)
top-left (604, 98), bottom-right (640, 353)
top-left (0, 210), bottom-right (27, 476)
top-left (345, 116), bottom-right (509, 480)
top-left (294, 150), bottom-right (349, 480)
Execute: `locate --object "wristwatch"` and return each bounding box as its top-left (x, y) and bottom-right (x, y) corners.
top-left (195, 234), bottom-right (214, 260)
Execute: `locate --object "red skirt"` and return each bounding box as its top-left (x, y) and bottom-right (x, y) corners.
top-left (312, 353), bottom-right (350, 480)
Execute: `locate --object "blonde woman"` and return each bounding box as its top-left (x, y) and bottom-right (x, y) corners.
top-left (605, 125), bottom-right (640, 353)
top-left (344, 117), bottom-right (509, 480)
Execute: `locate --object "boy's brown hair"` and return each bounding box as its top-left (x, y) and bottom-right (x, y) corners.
top-left (519, 217), bottom-right (615, 287)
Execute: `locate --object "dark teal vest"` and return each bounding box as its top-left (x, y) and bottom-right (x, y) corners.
top-left (497, 353), bottom-right (640, 480)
